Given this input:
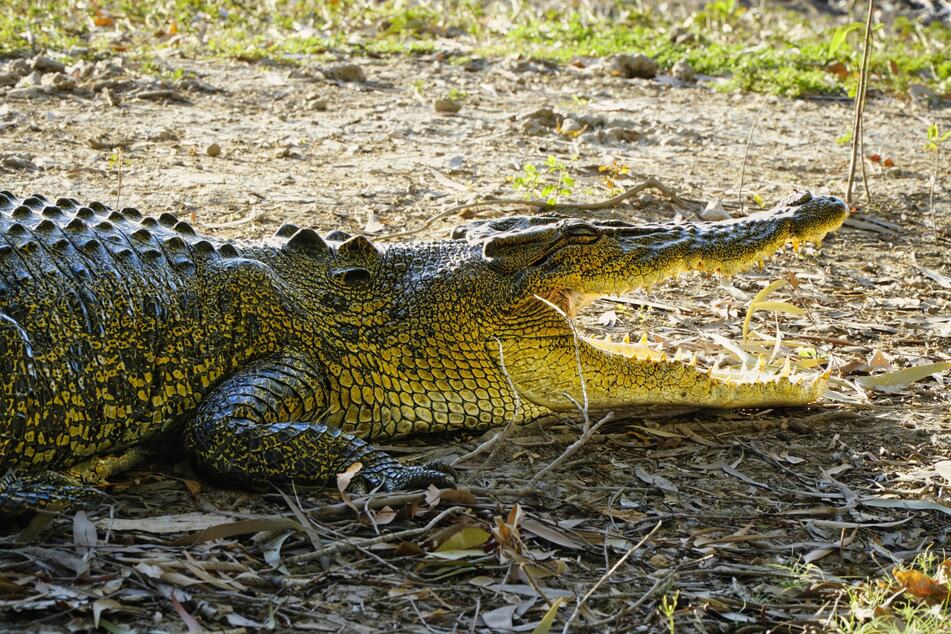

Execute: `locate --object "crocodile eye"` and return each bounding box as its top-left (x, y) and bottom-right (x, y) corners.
top-left (332, 266), bottom-right (371, 287)
top-left (564, 222), bottom-right (600, 242)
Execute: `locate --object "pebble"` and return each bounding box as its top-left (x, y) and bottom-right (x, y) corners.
top-left (8, 59), bottom-right (31, 76)
top-left (605, 54), bottom-right (658, 79)
top-left (206, 142), bottom-right (222, 157)
top-left (41, 73), bottom-right (76, 91)
top-left (322, 63), bottom-right (365, 83)
top-left (601, 127), bottom-right (643, 143)
top-left (0, 73), bottom-right (18, 88)
top-left (700, 199), bottom-right (731, 221)
top-left (305, 93), bottom-right (328, 110)
top-left (15, 72), bottom-right (42, 89)
top-left (559, 117), bottom-right (587, 134)
top-left (909, 84), bottom-right (937, 102)
top-left (520, 107), bottom-right (564, 135)
top-left (671, 59), bottom-right (697, 82)
top-left (463, 58), bottom-right (487, 72)
top-left (1, 155), bottom-right (38, 170)
top-left (32, 55), bottom-right (66, 74)
top-left (148, 127), bottom-right (180, 142)
top-left (433, 98), bottom-right (461, 114)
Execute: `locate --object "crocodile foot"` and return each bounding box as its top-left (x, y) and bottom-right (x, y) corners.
top-left (348, 461), bottom-right (456, 495)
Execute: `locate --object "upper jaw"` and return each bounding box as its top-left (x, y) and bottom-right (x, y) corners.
top-left (553, 191), bottom-right (849, 299)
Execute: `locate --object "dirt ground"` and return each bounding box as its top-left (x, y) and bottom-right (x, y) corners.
top-left (1, 50), bottom-right (950, 633)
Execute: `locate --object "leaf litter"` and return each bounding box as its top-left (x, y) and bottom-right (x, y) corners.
top-left (1, 40), bottom-right (950, 633)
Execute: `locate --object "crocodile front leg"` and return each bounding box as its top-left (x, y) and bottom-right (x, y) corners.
top-left (183, 353), bottom-right (452, 492)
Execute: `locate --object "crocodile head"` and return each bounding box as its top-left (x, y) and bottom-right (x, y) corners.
top-left (449, 191), bottom-right (849, 414)
top-left (276, 191), bottom-right (847, 437)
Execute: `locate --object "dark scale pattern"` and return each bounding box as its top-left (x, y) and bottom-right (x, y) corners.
top-left (0, 192), bottom-right (454, 511)
top-left (0, 190), bottom-right (850, 512)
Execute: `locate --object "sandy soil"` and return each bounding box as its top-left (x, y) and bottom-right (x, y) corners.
top-left (1, 52), bottom-right (949, 632)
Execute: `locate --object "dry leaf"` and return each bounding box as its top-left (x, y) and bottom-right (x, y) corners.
top-left (597, 310), bottom-right (618, 327)
top-left (170, 591), bottom-right (203, 633)
top-left (93, 598), bottom-right (121, 628)
top-left (531, 597), bottom-right (566, 634)
top-left (522, 518), bottom-right (587, 550)
top-left (894, 569), bottom-right (950, 603)
top-left (364, 211), bottom-right (384, 234)
top-left (634, 466), bottom-right (678, 493)
top-left (72, 511), bottom-right (97, 554)
top-left (855, 361), bottom-right (951, 390)
top-left (374, 506), bottom-right (397, 525)
top-left (336, 461), bottom-right (363, 511)
top-left (826, 62), bottom-right (848, 79)
top-left (868, 350), bottom-right (892, 371)
top-left (860, 497), bottom-right (951, 516)
top-left (935, 460), bottom-right (951, 485)
top-left (437, 526), bottom-right (491, 552)
top-left (102, 512), bottom-right (235, 534)
top-left (168, 517), bottom-right (304, 546)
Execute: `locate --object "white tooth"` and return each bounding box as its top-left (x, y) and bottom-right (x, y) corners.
top-left (781, 357), bottom-right (792, 377)
top-left (757, 355), bottom-right (766, 371)
top-left (623, 333), bottom-right (631, 344)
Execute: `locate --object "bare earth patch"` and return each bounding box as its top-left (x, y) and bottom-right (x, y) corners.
top-left (1, 53), bottom-right (949, 632)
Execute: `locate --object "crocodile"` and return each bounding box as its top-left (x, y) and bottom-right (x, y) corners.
top-left (0, 190), bottom-right (848, 513)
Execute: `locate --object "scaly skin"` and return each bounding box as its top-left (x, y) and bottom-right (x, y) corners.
top-left (0, 190), bottom-right (848, 512)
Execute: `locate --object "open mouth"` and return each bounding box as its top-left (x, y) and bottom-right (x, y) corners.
top-left (526, 223), bottom-right (842, 409)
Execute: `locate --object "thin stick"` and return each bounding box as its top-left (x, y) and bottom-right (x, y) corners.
top-left (113, 148), bottom-right (123, 210)
top-left (928, 143), bottom-right (940, 238)
top-left (859, 116), bottom-right (871, 204)
top-left (533, 295), bottom-right (589, 421)
top-left (845, 0), bottom-right (875, 204)
top-left (288, 505), bottom-right (465, 564)
top-left (529, 412), bottom-right (612, 485)
top-left (375, 178), bottom-right (688, 241)
top-left (738, 95), bottom-right (769, 214)
top-left (561, 520), bottom-right (663, 633)
top-left (527, 294), bottom-right (614, 485)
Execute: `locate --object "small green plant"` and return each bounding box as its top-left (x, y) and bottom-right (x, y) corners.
top-left (924, 122), bottom-right (950, 233)
top-left (658, 589), bottom-right (679, 633)
top-left (597, 159), bottom-right (631, 194)
top-left (446, 87), bottom-right (467, 101)
top-left (827, 22), bottom-right (863, 60)
top-left (770, 559), bottom-right (824, 591)
top-left (509, 155), bottom-right (576, 205)
top-left (827, 551), bottom-right (951, 633)
top-left (836, 130), bottom-right (854, 145)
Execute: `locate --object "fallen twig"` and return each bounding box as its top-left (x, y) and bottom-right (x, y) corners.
top-left (529, 412), bottom-right (613, 485)
top-left (375, 178), bottom-right (689, 241)
top-left (561, 520), bottom-right (663, 633)
top-left (738, 95), bottom-right (768, 214)
top-left (845, 0), bottom-right (874, 205)
top-left (289, 505), bottom-right (466, 564)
